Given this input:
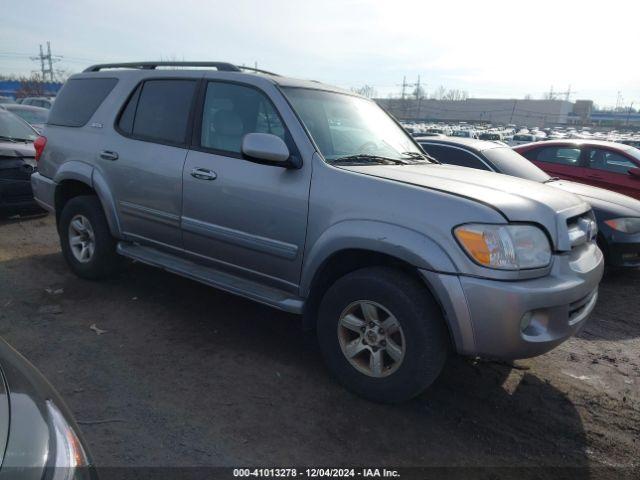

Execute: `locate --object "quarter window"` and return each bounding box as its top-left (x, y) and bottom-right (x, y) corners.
top-left (48, 78), bottom-right (118, 127)
top-left (200, 82), bottom-right (287, 155)
top-left (587, 149), bottom-right (636, 174)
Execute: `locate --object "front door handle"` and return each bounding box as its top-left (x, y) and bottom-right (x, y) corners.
top-left (100, 150), bottom-right (119, 161)
top-left (190, 168), bottom-right (217, 181)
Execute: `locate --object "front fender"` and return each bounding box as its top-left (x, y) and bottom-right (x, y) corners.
top-left (300, 220), bottom-right (458, 296)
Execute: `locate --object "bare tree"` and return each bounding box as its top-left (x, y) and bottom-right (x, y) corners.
top-left (431, 85), bottom-right (446, 100)
top-left (351, 85), bottom-right (378, 99)
top-left (442, 89), bottom-right (468, 101)
top-left (15, 74), bottom-right (48, 99)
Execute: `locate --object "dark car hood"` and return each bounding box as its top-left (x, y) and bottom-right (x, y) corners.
top-left (550, 180), bottom-right (640, 216)
top-left (340, 163), bottom-right (589, 248)
top-left (0, 141), bottom-right (35, 159)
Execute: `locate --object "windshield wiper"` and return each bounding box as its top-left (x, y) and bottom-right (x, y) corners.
top-left (330, 154), bottom-right (411, 165)
top-left (401, 151), bottom-right (439, 163)
top-left (544, 177), bottom-right (561, 183)
top-left (0, 135), bottom-right (18, 143)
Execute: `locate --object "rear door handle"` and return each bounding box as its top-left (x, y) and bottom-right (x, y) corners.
top-left (190, 168), bottom-right (217, 181)
top-left (100, 150), bottom-right (119, 161)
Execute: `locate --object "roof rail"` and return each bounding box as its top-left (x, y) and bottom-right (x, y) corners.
top-left (83, 61), bottom-right (242, 72)
top-left (237, 66), bottom-right (280, 77)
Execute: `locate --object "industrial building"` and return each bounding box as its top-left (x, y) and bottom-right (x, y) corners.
top-left (375, 97), bottom-right (594, 127)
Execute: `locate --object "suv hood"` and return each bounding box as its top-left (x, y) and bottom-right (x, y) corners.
top-left (341, 163), bottom-right (590, 251)
top-left (550, 179), bottom-right (640, 216)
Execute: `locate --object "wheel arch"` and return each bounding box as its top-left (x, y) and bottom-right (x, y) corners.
top-left (53, 163), bottom-right (121, 237)
top-left (301, 222), bottom-right (458, 335)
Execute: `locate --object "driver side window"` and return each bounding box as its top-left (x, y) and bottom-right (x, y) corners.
top-left (200, 82), bottom-right (287, 156)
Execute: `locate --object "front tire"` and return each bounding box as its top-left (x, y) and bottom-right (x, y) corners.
top-left (59, 195), bottom-right (122, 280)
top-left (317, 267), bottom-right (449, 403)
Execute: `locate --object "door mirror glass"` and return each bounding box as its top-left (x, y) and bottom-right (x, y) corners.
top-left (242, 133), bottom-right (290, 166)
top-left (629, 167), bottom-right (640, 179)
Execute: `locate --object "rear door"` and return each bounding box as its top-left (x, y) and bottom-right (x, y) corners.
top-left (99, 78), bottom-right (198, 249)
top-left (582, 147), bottom-right (640, 198)
top-left (521, 144), bottom-right (587, 181)
top-left (181, 80), bottom-right (311, 292)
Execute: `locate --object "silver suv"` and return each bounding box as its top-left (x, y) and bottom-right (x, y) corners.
top-left (31, 62), bottom-right (604, 402)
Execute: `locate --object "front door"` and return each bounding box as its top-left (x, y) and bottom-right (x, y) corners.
top-left (582, 147), bottom-right (640, 199)
top-left (181, 81), bottom-right (311, 292)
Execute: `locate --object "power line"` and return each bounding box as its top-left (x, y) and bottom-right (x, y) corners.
top-left (29, 41), bottom-right (61, 82)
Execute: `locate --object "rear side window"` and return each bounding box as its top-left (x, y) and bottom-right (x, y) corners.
top-left (118, 80), bottom-right (197, 145)
top-left (532, 146), bottom-right (581, 166)
top-left (48, 78), bottom-right (118, 127)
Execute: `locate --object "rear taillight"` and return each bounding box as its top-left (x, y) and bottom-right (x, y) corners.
top-left (34, 135), bottom-right (47, 162)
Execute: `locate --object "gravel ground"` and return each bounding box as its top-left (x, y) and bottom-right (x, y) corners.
top-left (0, 213), bottom-right (638, 477)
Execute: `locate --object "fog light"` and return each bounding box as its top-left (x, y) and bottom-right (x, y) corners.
top-left (520, 312), bottom-right (533, 332)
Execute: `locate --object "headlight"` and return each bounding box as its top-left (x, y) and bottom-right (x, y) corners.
top-left (604, 218), bottom-right (640, 234)
top-left (46, 400), bottom-right (91, 479)
top-left (454, 223), bottom-right (551, 270)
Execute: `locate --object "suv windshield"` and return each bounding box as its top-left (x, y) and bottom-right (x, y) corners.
top-left (282, 88), bottom-right (424, 164)
top-left (484, 146), bottom-right (550, 183)
top-left (0, 110), bottom-right (37, 142)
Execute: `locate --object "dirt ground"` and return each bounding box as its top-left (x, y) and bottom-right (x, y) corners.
top-left (0, 214), bottom-right (638, 476)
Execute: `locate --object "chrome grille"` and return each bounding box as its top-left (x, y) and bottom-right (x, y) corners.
top-left (567, 211), bottom-right (597, 249)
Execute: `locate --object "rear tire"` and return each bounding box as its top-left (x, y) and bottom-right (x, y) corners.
top-left (59, 195), bottom-right (123, 280)
top-left (317, 266), bottom-right (449, 403)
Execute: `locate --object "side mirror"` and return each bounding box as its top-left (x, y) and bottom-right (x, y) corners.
top-left (629, 167), bottom-right (640, 179)
top-left (242, 133), bottom-right (291, 167)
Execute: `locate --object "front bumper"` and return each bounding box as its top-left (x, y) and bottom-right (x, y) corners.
top-left (421, 242), bottom-right (604, 360)
top-left (600, 228), bottom-right (640, 268)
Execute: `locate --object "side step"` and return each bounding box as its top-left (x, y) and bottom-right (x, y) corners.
top-left (117, 242), bottom-right (304, 314)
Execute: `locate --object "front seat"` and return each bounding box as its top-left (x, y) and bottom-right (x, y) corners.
top-left (212, 109), bottom-right (244, 153)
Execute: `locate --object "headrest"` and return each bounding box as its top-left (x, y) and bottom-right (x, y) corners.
top-left (213, 109), bottom-right (243, 136)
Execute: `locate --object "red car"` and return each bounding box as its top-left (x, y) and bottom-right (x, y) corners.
top-left (514, 139), bottom-right (640, 199)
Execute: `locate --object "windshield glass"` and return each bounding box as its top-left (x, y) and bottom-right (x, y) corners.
top-left (282, 87), bottom-right (423, 163)
top-left (0, 110), bottom-right (37, 142)
top-left (484, 146), bottom-right (551, 182)
top-left (9, 107), bottom-right (48, 125)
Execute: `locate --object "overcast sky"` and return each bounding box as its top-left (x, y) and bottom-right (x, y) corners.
top-left (1, 0), bottom-right (638, 107)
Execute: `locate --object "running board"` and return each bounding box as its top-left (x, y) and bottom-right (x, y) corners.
top-left (117, 242), bottom-right (304, 314)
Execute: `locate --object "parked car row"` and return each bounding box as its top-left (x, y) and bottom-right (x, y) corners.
top-left (417, 137), bottom-right (640, 268)
top-left (0, 96), bottom-right (56, 109)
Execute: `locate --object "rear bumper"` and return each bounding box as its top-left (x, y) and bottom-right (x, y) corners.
top-left (30, 171), bottom-right (56, 212)
top-left (420, 242), bottom-right (604, 360)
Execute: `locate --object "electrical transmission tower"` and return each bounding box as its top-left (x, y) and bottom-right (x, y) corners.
top-left (30, 41), bottom-right (61, 82)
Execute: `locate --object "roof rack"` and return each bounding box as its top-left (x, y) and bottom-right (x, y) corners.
top-left (83, 61), bottom-right (242, 72)
top-left (237, 66), bottom-right (280, 77)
